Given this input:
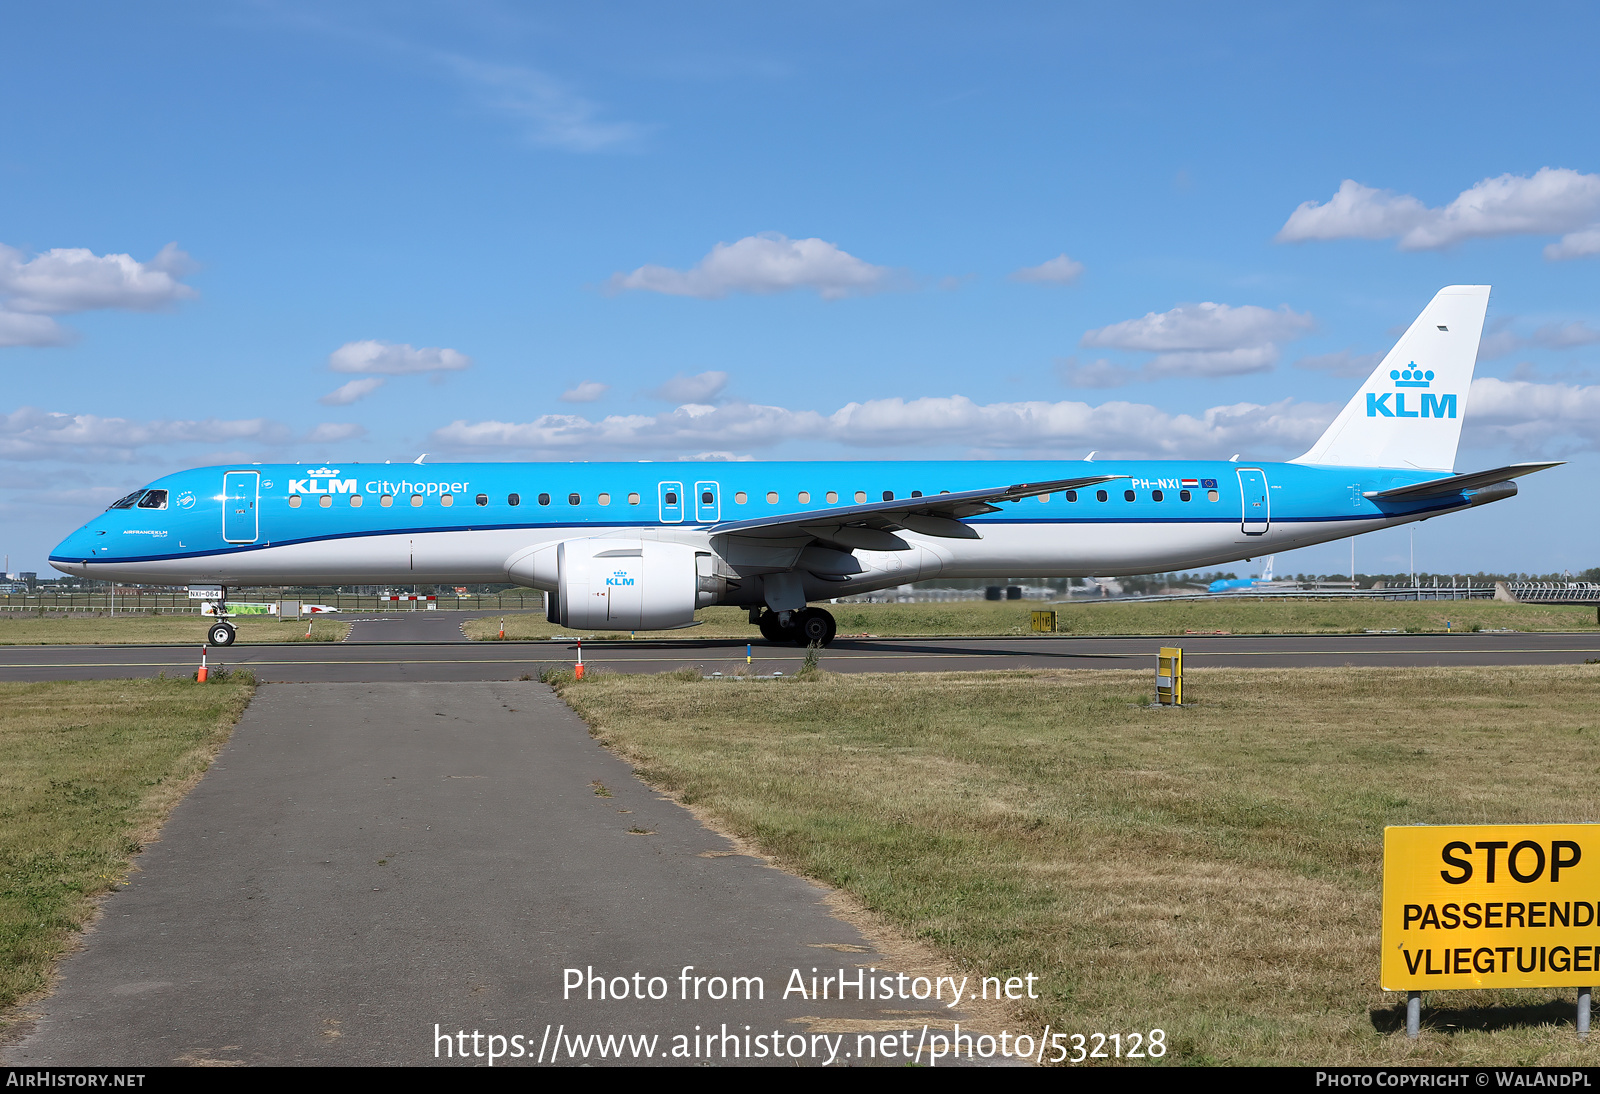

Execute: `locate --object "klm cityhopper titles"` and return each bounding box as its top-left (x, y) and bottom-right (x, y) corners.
top-left (52, 286), bottom-right (1558, 647)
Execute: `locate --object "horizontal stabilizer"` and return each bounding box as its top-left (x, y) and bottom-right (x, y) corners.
top-left (1364, 461), bottom-right (1563, 501)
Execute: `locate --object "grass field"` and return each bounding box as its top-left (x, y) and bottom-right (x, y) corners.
top-left (0, 615), bottom-right (350, 645)
top-left (556, 664), bottom-right (1600, 1065)
top-left (464, 599), bottom-right (1600, 642)
top-left (0, 676), bottom-right (254, 1026)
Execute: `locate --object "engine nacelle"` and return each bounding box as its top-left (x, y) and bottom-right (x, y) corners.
top-left (555, 538), bottom-right (703, 630)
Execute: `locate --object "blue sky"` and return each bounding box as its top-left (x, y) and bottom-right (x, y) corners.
top-left (3, 2), bottom-right (1597, 577)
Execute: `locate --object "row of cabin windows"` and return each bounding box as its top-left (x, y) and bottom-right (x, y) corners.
top-left (286, 486), bottom-right (1225, 511)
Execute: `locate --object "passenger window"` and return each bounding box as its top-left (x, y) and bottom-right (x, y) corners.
top-left (1179, 489), bottom-right (1191, 502)
top-left (538, 493), bottom-right (551, 505)
top-left (476, 493), bottom-right (488, 506)
top-left (320, 495), bottom-right (333, 508)
top-left (1152, 490), bottom-right (1164, 502)
top-left (137, 490), bottom-right (168, 509)
top-left (825, 491), bottom-right (838, 504)
top-left (882, 491), bottom-right (894, 501)
top-left (767, 491), bottom-right (779, 504)
top-left (734, 492), bottom-right (747, 504)
top-left (381, 494), bottom-right (394, 507)
top-left (1038, 493), bottom-right (1049, 503)
top-left (854, 491), bottom-right (866, 503)
top-left (1096, 490), bottom-right (1108, 502)
top-left (1124, 490), bottom-right (1136, 502)
top-left (1207, 489), bottom-right (1220, 502)
top-left (508, 493), bottom-right (520, 507)
top-left (441, 494), bottom-right (454, 507)
top-left (569, 494), bottom-right (581, 505)
top-left (798, 491), bottom-right (810, 504)
top-left (1066, 490), bottom-right (1078, 502)
top-left (410, 495), bottom-right (423, 507)
top-left (911, 490), bottom-right (922, 498)
top-left (289, 495), bottom-right (302, 508)
top-left (350, 495), bottom-right (363, 507)
top-left (598, 493), bottom-right (611, 506)
top-left (628, 493), bottom-right (641, 505)
top-left (700, 491), bottom-right (713, 504)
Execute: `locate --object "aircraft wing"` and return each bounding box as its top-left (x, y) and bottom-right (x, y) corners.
top-left (1364, 461), bottom-right (1563, 501)
top-left (707, 473), bottom-right (1129, 550)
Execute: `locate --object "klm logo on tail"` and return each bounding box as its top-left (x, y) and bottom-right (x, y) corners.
top-left (1366, 363), bottom-right (1457, 420)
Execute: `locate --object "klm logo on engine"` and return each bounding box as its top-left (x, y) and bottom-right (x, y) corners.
top-left (606, 569), bottom-right (635, 587)
top-left (1367, 363), bottom-right (1456, 419)
top-left (288, 467), bottom-right (357, 495)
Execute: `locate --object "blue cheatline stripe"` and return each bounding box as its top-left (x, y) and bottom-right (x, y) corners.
top-left (50, 501), bottom-right (1469, 569)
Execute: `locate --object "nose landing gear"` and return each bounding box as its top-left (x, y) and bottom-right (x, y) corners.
top-left (204, 585), bottom-right (237, 646)
top-left (756, 607), bottom-right (837, 647)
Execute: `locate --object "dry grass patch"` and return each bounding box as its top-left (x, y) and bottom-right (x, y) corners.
top-left (0, 615), bottom-right (349, 645)
top-left (0, 677), bottom-right (254, 1027)
top-left (557, 665), bottom-right (1600, 1065)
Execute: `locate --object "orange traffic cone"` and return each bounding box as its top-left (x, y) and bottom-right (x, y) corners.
top-left (305, 617), bottom-right (314, 639)
top-left (197, 645), bottom-right (208, 683)
top-left (498, 617), bottom-right (505, 640)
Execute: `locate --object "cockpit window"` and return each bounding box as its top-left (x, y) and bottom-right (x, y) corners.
top-left (108, 490), bottom-right (146, 510)
top-left (137, 489), bottom-right (168, 510)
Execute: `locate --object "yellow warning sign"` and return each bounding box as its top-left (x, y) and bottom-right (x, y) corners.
top-left (1382, 824), bottom-right (1600, 990)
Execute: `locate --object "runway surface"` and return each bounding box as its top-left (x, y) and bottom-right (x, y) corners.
top-left (0, 630), bottom-right (1596, 682)
top-left (5, 682), bottom-right (985, 1067)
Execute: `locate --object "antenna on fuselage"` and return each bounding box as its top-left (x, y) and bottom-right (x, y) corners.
top-left (414, 454), bottom-right (428, 464)
top-left (1229, 454), bottom-right (1240, 462)
top-left (1084, 451), bottom-right (1096, 462)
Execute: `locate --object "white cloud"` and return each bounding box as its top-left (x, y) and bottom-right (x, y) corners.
top-left (1532, 321), bottom-right (1600, 349)
top-left (1546, 226), bottom-right (1600, 261)
top-left (0, 242), bottom-right (197, 347)
top-left (1278, 168), bottom-right (1600, 255)
top-left (1293, 351), bottom-right (1383, 378)
top-left (0, 309), bottom-right (70, 348)
top-left (303, 422), bottom-right (367, 444)
top-left (560, 380), bottom-right (609, 403)
top-left (1057, 358), bottom-right (1138, 388)
top-left (327, 340), bottom-right (472, 375)
top-left (1464, 377), bottom-right (1600, 452)
top-left (431, 393), bottom-right (1338, 461)
top-left (1010, 254), bottom-right (1085, 285)
top-left (649, 371), bottom-right (728, 403)
top-left (319, 377), bottom-right (387, 406)
top-left (439, 54), bottom-right (641, 152)
top-left (0, 407), bottom-right (289, 462)
top-left (607, 233), bottom-right (894, 300)
top-left (1079, 301), bottom-right (1314, 378)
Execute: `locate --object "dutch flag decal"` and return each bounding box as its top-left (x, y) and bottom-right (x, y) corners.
top-left (1181, 478), bottom-right (1199, 488)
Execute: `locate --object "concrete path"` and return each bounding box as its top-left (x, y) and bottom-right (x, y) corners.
top-left (6, 683), bottom-right (982, 1067)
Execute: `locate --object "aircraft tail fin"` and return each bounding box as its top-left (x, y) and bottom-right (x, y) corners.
top-left (1292, 285), bottom-right (1489, 471)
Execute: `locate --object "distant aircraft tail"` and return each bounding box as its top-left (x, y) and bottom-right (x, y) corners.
top-left (1259, 555), bottom-right (1274, 582)
top-left (1292, 285), bottom-right (1489, 471)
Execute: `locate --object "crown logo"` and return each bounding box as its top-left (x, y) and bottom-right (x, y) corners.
top-left (1391, 362), bottom-right (1432, 389)
top-left (307, 467), bottom-right (340, 477)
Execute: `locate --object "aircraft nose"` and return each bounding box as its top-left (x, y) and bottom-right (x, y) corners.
top-left (49, 525), bottom-right (100, 575)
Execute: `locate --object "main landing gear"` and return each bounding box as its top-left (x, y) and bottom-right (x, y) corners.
top-left (757, 608), bottom-right (837, 647)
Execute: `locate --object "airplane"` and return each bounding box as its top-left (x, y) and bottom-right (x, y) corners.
top-left (1207, 555), bottom-right (1298, 593)
top-left (49, 285), bottom-right (1559, 649)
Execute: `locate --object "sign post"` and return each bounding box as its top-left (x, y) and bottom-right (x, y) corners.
top-left (1030, 610), bottom-right (1057, 633)
top-left (1382, 824), bottom-right (1598, 1038)
top-left (1156, 647), bottom-right (1182, 706)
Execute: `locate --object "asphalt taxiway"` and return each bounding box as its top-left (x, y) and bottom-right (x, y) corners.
top-left (0, 629), bottom-right (1595, 683)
